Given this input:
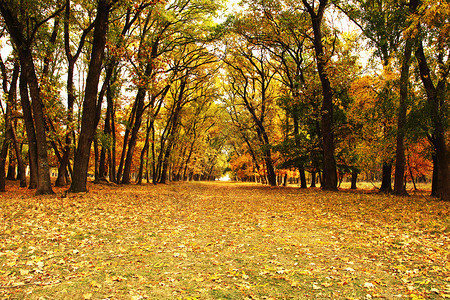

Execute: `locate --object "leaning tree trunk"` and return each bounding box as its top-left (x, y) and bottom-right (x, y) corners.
top-left (70, 0), bottom-right (111, 193)
top-left (19, 72), bottom-right (38, 189)
top-left (21, 51), bottom-right (54, 194)
top-left (415, 43), bottom-right (449, 201)
top-left (122, 86), bottom-right (148, 184)
top-left (4, 64), bottom-right (25, 187)
top-left (159, 109), bottom-right (181, 184)
top-left (0, 0), bottom-right (55, 194)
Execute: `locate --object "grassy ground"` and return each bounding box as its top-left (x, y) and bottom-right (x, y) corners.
top-left (0, 181), bottom-right (449, 299)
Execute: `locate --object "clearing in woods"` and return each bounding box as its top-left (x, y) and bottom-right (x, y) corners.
top-left (0, 181), bottom-right (449, 299)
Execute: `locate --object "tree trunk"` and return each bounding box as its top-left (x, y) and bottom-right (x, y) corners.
top-left (11, 125), bottom-right (26, 187)
top-left (0, 136), bottom-right (9, 192)
top-left (351, 168), bottom-right (357, 189)
top-left (94, 138), bottom-right (100, 182)
top-left (0, 1), bottom-right (55, 194)
top-left (116, 105), bottom-right (135, 183)
top-left (302, 0), bottom-right (337, 190)
top-left (2, 64), bottom-right (20, 185)
top-left (393, 38), bottom-right (413, 196)
top-left (6, 154), bottom-right (16, 180)
top-left (55, 60), bottom-right (75, 187)
top-left (379, 163), bottom-right (392, 193)
top-left (122, 83), bottom-right (149, 184)
top-left (264, 151), bottom-right (277, 186)
top-left (431, 155), bottom-right (438, 197)
top-left (299, 167), bottom-right (307, 188)
top-left (70, 0), bottom-right (111, 193)
top-left (415, 43), bottom-right (449, 201)
top-left (18, 72), bottom-right (38, 189)
top-left (310, 170), bottom-right (316, 188)
top-left (108, 81), bottom-right (117, 183)
top-left (137, 118), bottom-right (153, 185)
top-left (22, 52), bottom-right (54, 194)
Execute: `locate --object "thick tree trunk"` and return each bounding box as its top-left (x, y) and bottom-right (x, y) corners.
top-left (415, 43), bottom-right (449, 201)
top-left (433, 138), bottom-right (450, 201)
top-left (22, 52), bottom-right (54, 195)
top-left (299, 167), bottom-right (307, 188)
top-left (6, 154), bottom-right (15, 180)
top-left (310, 170), bottom-right (316, 188)
top-left (379, 163), bottom-right (392, 193)
top-left (431, 155), bottom-right (438, 197)
top-left (264, 151), bottom-right (277, 186)
top-left (19, 72), bottom-right (38, 189)
top-left (302, 0), bottom-right (337, 190)
top-left (70, 0), bottom-right (111, 193)
top-left (6, 36), bottom-right (52, 193)
top-left (0, 3), bottom-right (55, 194)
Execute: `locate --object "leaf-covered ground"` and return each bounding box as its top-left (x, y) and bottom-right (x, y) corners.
top-left (0, 181), bottom-right (449, 299)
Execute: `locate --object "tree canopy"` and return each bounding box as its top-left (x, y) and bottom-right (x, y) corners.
top-left (0, 0), bottom-right (448, 200)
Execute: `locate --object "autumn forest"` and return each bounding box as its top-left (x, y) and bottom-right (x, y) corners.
top-left (0, 0), bottom-right (448, 199)
top-left (0, 0), bottom-right (449, 298)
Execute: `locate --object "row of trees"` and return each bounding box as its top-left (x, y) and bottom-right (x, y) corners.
top-left (222, 0), bottom-right (448, 201)
top-left (0, 0), bottom-right (448, 201)
top-left (0, 0), bottom-right (229, 194)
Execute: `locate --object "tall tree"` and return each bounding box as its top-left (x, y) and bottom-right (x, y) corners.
top-left (0, 62), bottom-right (21, 191)
top-left (223, 39), bottom-right (278, 186)
top-left (393, 0), bottom-right (419, 195)
top-left (412, 0), bottom-right (449, 201)
top-left (301, 0), bottom-right (338, 190)
top-left (69, 0), bottom-right (114, 193)
top-left (334, 0), bottom-right (412, 193)
top-left (0, 1), bottom-right (63, 194)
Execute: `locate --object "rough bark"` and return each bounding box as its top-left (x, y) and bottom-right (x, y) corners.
top-left (122, 65), bottom-right (152, 184)
top-left (302, 0), bottom-right (337, 190)
top-left (18, 72), bottom-right (38, 189)
top-left (0, 2), bottom-right (54, 194)
top-left (70, 0), bottom-right (111, 192)
top-left (310, 170), bottom-right (316, 188)
top-left (379, 163), bottom-right (392, 193)
top-left (0, 62), bottom-right (25, 189)
top-left (415, 43), bottom-right (449, 201)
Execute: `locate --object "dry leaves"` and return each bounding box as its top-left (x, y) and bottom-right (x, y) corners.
top-left (0, 182), bottom-right (449, 299)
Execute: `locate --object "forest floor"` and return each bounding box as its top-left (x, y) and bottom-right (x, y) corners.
top-left (0, 181), bottom-right (449, 300)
